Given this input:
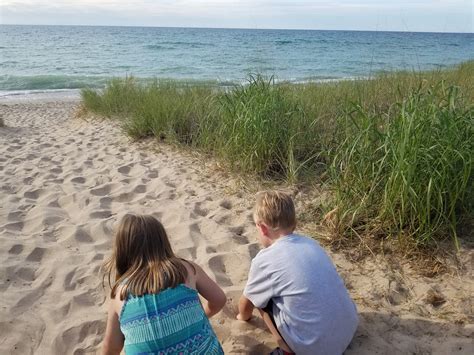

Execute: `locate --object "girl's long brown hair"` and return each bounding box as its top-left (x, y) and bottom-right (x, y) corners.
top-left (104, 214), bottom-right (189, 300)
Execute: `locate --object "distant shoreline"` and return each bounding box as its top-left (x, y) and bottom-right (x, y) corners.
top-left (1, 23), bottom-right (473, 35)
top-left (0, 75), bottom-right (366, 99)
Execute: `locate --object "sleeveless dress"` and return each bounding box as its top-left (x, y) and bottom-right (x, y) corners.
top-left (119, 284), bottom-right (224, 354)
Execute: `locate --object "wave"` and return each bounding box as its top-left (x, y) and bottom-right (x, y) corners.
top-left (0, 75), bottom-right (110, 91)
top-left (276, 40), bottom-right (293, 45)
top-left (145, 44), bottom-right (167, 50)
top-left (0, 89), bottom-right (81, 101)
top-left (145, 41), bottom-right (215, 50)
top-left (0, 74), bottom-right (243, 91)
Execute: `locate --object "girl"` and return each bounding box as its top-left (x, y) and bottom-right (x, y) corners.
top-left (102, 214), bottom-right (226, 354)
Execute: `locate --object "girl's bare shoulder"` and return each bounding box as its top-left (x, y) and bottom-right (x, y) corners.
top-left (180, 258), bottom-right (199, 289)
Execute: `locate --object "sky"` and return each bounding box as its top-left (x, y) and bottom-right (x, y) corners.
top-left (0, 0), bottom-right (473, 33)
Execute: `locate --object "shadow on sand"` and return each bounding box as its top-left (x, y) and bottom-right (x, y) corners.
top-left (346, 311), bottom-right (473, 355)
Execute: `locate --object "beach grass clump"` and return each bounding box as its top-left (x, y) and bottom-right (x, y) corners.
top-left (330, 82), bottom-right (473, 245)
top-left (82, 78), bottom-right (214, 143)
top-left (293, 61), bottom-right (474, 144)
top-left (200, 75), bottom-right (320, 179)
top-left (124, 82), bottom-right (213, 142)
top-left (82, 77), bottom-right (143, 117)
top-left (80, 61), bottom-right (474, 246)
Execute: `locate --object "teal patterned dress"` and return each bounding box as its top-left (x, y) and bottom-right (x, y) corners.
top-left (119, 284), bottom-right (224, 354)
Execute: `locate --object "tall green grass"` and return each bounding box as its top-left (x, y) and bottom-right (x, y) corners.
top-left (126, 82), bottom-right (214, 143)
top-left (81, 61), bottom-right (474, 245)
top-left (81, 77), bottom-right (142, 117)
top-left (198, 75), bottom-right (320, 180)
top-left (330, 83), bottom-right (473, 246)
top-left (81, 77), bottom-right (215, 142)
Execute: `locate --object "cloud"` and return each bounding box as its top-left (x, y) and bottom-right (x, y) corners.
top-left (1, 0), bottom-right (469, 11)
top-left (1, 0), bottom-right (472, 32)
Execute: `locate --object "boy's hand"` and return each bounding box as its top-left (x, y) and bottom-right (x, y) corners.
top-left (236, 313), bottom-right (251, 321)
top-left (237, 294), bottom-right (255, 321)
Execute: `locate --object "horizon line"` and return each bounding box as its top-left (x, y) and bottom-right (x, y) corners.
top-left (1, 23), bottom-right (472, 35)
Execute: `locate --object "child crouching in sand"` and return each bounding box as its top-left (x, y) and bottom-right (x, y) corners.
top-left (102, 214), bottom-right (226, 354)
top-left (237, 191), bottom-right (358, 355)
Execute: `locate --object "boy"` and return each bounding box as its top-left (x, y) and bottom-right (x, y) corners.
top-left (237, 190), bottom-right (358, 355)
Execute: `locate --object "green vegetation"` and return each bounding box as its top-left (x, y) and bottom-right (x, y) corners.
top-left (331, 84), bottom-right (473, 247)
top-left (81, 61), bottom-right (474, 246)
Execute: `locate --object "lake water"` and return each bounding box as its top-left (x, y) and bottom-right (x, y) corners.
top-left (0, 25), bottom-right (473, 95)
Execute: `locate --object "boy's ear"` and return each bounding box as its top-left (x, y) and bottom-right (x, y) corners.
top-left (258, 222), bottom-right (270, 237)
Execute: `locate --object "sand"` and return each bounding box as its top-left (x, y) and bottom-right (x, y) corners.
top-left (0, 100), bottom-right (472, 354)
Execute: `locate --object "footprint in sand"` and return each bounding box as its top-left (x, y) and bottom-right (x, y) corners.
top-left (89, 210), bottom-right (113, 219)
top-left (3, 221), bottom-right (24, 232)
top-left (134, 185), bottom-right (146, 194)
top-left (148, 171), bottom-right (159, 179)
top-left (71, 176), bottom-right (86, 184)
top-left (6, 145), bottom-right (21, 152)
top-left (248, 243), bottom-right (260, 258)
top-left (115, 192), bottom-right (134, 203)
top-left (26, 247), bottom-right (46, 262)
top-left (206, 246), bottom-right (217, 254)
top-left (90, 184), bottom-right (112, 196)
top-left (99, 196), bottom-right (112, 209)
top-left (164, 180), bottom-right (177, 189)
top-left (208, 253), bottom-right (247, 287)
top-left (23, 176), bottom-right (35, 184)
top-left (193, 203), bottom-right (209, 217)
top-left (229, 226), bottom-right (249, 244)
top-left (24, 188), bottom-right (46, 200)
top-left (53, 320), bottom-right (105, 354)
top-left (175, 247), bottom-right (197, 260)
top-left (63, 268), bottom-right (83, 292)
top-left (50, 167), bottom-right (63, 175)
top-left (219, 200), bottom-right (233, 210)
top-left (8, 244), bottom-right (24, 255)
top-left (92, 253), bottom-right (104, 262)
top-left (118, 164), bottom-right (131, 175)
top-left (74, 228), bottom-right (94, 243)
top-left (7, 210), bottom-right (25, 221)
top-left (16, 266), bottom-right (36, 282)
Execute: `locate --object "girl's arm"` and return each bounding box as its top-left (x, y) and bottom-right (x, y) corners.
top-left (194, 263), bottom-right (226, 318)
top-left (102, 299), bottom-right (124, 355)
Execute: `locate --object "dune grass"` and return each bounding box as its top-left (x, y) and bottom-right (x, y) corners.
top-left (198, 75), bottom-right (321, 180)
top-left (330, 83), bottom-right (473, 247)
top-left (81, 61), bottom-right (474, 246)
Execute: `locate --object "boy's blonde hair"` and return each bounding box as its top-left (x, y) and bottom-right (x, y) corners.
top-left (254, 190), bottom-right (296, 231)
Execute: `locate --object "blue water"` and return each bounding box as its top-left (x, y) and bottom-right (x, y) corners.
top-left (0, 25), bottom-right (473, 92)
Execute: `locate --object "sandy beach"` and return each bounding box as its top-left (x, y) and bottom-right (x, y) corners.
top-left (0, 99), bottom-right (473, 354)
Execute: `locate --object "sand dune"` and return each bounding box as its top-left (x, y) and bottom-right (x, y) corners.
top-left (0, 100), bottom-right (472, 354)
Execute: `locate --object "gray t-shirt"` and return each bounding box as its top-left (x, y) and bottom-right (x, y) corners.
top-left (244, 234), bottom-right (358, 355)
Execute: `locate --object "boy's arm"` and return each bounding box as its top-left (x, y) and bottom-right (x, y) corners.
top-left (238, 258), bottom-right (273, 321)
top-left (237, 294), bottom-right (254, 321)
